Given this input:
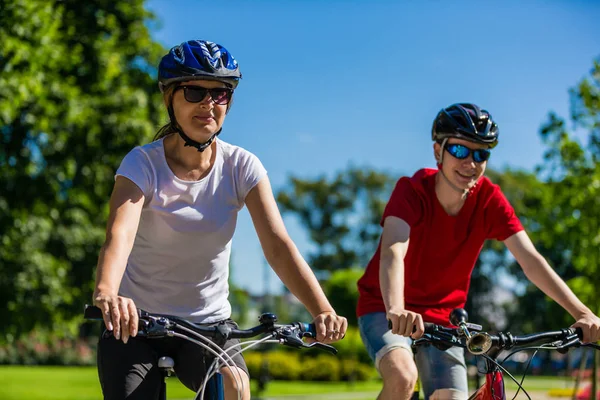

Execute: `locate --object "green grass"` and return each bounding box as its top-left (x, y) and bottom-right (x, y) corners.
top-left (0, 366), bottom-right (580, 400)
top-left (0, 366), bottom-right (381, 400)
top-left (503, 375), bottom-right (575, 391)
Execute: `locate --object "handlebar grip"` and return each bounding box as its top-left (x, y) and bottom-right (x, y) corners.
top-left (574, 327), bottom-right (584, 340)
top-left (387, 319), bottom-right (435, 333)
top-left (84, 305), bottom-right (104, 320)
top-left (300, 323), bottom-right (317, 338)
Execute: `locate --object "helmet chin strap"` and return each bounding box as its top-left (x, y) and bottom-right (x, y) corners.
top-left (438, 168), bottom-right (471, 198)
top-left (167, 104), bottom-right (220, 152)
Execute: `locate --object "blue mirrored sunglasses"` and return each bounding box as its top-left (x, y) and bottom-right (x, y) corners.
top-left (446, 143), bottom-right (491, 163)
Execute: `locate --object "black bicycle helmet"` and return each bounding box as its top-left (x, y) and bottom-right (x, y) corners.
top-left (431, 103), bottom-right (499, 148)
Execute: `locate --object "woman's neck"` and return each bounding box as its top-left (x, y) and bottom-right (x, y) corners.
top-left (434, 172), bottom-right (467, 216)
top-left (163, 133), bottom-right (216, 181)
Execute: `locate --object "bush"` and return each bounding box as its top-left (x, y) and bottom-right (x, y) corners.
top-left (0, 330), bottom-right (95, 366)
top-left (330, 326), bottom-right (371, 364)
top-left (300, 354), bottom-right (341, 381)
top-left (340, 359), bottom-right (376, 381)
top-left (243, 349), bottom-right (375, 381)
top-left (244, 351), bottom-right (303, 381)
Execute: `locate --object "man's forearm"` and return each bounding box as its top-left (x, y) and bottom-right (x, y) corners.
top-left (380, 251), bottom-right (405, 313)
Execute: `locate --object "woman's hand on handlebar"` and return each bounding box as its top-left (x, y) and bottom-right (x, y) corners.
top-left (312, 311), bottom-right (348, 343)
top-left (387, 309), bottom-right (424, 339)
top-left (572, 312), bottom-right (600, 344)
top-left (93, 293), bottom-right (139, 344)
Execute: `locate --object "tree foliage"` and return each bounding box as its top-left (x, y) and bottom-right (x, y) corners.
top-left (0, 0), bottom-right (164, 339)
top-left (534, 59), bottom-right (600, 314)
top-left (323, 268), bottom-right (363, 326)
top-left (276, 167), bottom-right (396, 272)
top-left (479, 59), bottom-right (600, 331)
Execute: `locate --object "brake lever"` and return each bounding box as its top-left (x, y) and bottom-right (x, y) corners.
top-left (555, 337), bottom-right (581, 354)
top-left (142, 316), bottom-right (175, 338)
top-left (303, 341), bottom-right (338, 354)
top-left (582, 342), bottom-right (600, 351)
top-left (276, 326), bottom-right (338, 354)
top-left (413, 332), bottom-right (465, 351)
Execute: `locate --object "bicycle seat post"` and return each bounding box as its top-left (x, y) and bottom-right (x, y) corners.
top-left (158, 356), bottom-right (175, 400)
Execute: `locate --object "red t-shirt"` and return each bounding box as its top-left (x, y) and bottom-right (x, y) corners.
top-left (356, 168), bottom-right (524, 326)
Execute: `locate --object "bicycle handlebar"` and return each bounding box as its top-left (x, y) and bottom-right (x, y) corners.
top-left (414, 320), bottom-right (587, 356)
top-left (84, 305), bottom-right (337, 354)
top-left (466, 328), bottom-right (583, 355)
top-left (385, 309), bottom-right (592, 355)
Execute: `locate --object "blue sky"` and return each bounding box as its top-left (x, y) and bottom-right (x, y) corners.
top-left (146, 0), bottom-right (600, 295)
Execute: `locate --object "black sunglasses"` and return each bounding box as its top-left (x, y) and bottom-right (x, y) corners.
top-left (446, 143), bottom-right (491, 163)
top-left (176, 85), bottom-right (233, 105)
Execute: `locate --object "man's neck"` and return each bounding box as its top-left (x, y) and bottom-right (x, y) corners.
top-left (435, 172), bottom-right (468, 216)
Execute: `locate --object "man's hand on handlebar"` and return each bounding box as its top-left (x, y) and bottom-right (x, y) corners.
top-left (93, 293), bottom-right (139, 344)
top-left (387, 309), bottom-right (425, 339)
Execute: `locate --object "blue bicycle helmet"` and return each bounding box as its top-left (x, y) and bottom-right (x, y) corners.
top-left (432, 103), bottom-right (499, 148)
top-left (158, 40), bottom-right (241, 91)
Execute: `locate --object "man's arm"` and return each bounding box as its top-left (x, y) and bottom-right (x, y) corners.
top-left (380, 216), bottom-right (424, 338)
top-left (505, 230), bottom-right (600, 342)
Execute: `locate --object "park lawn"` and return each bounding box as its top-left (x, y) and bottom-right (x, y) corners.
top-left (504, 375), bottom-right (575, 390)
top-left (0, 366), bottom-right (381, 400)
top-left (0, 365), bottom-right (579, 399)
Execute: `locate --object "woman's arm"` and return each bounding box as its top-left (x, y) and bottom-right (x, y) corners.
top-left (505, 230), bottom-right (600, 342)
top-left (379, 216), bottom-right (424, 338)
top-left (93, 176), bottom-right (145, 343)
top-left (245, 177), bottom-right (347, 343)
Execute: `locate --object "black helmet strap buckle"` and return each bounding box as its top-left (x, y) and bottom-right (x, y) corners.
top-left (167, 103), bottom-right (220, 153)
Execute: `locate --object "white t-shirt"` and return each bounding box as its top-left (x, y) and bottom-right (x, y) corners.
top-left (115, 137), bottom-right (267, 323)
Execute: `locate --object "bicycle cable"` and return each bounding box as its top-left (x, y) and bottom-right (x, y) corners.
top-left (172, 323), bottom-right (246, 400)
top-left (171, 332), bottom-right (245, 400)
top-left (202, 334), bottom-right (276, 400)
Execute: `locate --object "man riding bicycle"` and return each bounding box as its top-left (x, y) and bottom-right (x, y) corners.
top-left (356, 103), bottom-right (600, 399)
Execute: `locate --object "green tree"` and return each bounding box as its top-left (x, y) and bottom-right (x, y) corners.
top-left (473, 168), bottom-right (569, 332)
top-left (323, 268), bottom-right (363, 326)
top-left (276, 167), bottom-right (396, 272)
top-left (0, 0), bottom-right (164, 340)
top-left (488, 59), bottom-right (600, 333)
top-left (534, 59), bottom-right (600, 312)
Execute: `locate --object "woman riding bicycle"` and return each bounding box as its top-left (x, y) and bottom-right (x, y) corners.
top-left (93, 39), bottom-right (347, 400)
top-left (356, 103), bottom-right (600, 400)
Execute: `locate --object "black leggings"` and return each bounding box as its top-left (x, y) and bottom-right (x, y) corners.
top-left (97, 319), bottom-right (249, 400)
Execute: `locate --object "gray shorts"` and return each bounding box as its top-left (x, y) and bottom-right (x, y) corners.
top-left (358, 312), bottom-right (468, 398)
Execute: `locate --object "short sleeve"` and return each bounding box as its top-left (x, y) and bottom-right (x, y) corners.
top-left (485, 185), bottom-right (524, 241)
top-left (382, 178), bottom-right (423, 227)
top-left (236, 151), bottom-right (268, 204)
top-left (115, 147), bottom-right (154, 198)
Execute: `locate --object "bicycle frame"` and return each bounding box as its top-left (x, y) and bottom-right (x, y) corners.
top-left (203, 372), bottom-right (224, 400)
top-left (470, 370), bottom-right (505, 400)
